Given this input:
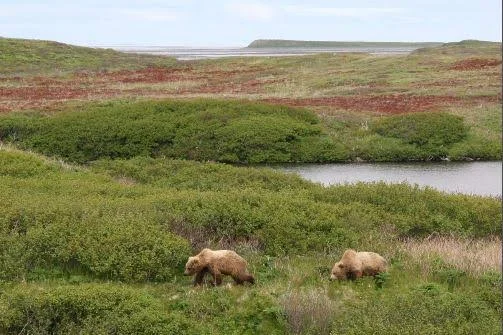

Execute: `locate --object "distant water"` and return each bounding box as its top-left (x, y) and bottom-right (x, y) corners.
top-left (100, 46), bottom-right (420, 60)
top-left (275, 161), bottom-right (502, 197)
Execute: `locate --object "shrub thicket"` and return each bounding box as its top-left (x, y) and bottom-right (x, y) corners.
top-left (0, 148), bottom-right (500, 334)
top-left (0, 100), bottom-right (484, 163)
top-left (330, 283), bottom-right (501, 335)
top-left (0, 283), bottom-right (286, 335)
top-left (371, 112), bottom-right (469, 159)
top-left (0, 149), bottom-right (500, 282)
top-left (0, 100), bottom-right (338, 164)
top-left (0, 283), bottom-right (190, 335)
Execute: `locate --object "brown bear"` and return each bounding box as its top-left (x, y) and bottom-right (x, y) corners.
top-left (184, 248), bottom-right (255, 286)
top-left (330, 249), bottom-right (388, 281)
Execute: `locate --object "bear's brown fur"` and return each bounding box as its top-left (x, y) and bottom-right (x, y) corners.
top-left (184, 248), bottom-right (255, 286)
top-left (330, 249), bottom-right (387, 281)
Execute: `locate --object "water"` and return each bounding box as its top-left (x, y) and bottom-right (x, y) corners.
top-left (101, 46), bottom-right (421, 60)
top-left (276, 161), bottom-right (502, 197)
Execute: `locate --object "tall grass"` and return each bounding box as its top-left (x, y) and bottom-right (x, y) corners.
top-left (401, 236), bottom-right (502, 276)
top-left (281, 289), bottom-right (340, 335)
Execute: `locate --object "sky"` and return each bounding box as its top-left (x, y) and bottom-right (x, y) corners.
top-left (0, 0), bottom-right (501, 46)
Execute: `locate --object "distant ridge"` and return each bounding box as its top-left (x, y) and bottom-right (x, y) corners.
top-left (412, 39), bottom-right (502, 55)
top-left (247, 39), bottom-right (443, 48)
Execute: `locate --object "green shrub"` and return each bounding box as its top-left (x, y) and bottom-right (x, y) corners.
top-left (330, 284), bottom-right (501, 335)
top-left (371, 112), bottom-right (469, 159)
top-left (351, 134), bottom-right (425, 161)
top-left (1, 209), bottom-right (191, 282)
top-left (91, 156), bottom-right (313, 191)
top-left (0, 151), bottom-right (191, 282)
top-left (0, 283), bottom-right (190, 335)
top-left (314, 182), bottom-right (501, 237)
top-left (166, 289), bottom-right (286, 335)
top-left (0, 149), bottom-right (500, 282)
top-left (0, 99), bottom-right (336, 164)
top-left (448, 134), bottom-right (502, 160)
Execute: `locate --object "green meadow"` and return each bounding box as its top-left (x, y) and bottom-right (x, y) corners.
top-left (0, 139), bottom-right (501, 334)
top-left (0, 39), bottom-right (501, 334)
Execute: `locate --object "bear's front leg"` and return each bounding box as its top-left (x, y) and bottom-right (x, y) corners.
top-left (193, 267), bottom-right (208, 286)
top-left (346, 269), bottom-right (363, 281)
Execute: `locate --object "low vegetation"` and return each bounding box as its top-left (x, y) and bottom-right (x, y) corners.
top-left (0, 38), bottom-right (500, 334)
top-left (401, 236), bottom-right (501, 276)
top-left (0, 145), bottom-right (500, 334)
top-left (0, 99), bottom-right (499, 163)
top-left (0, 37), bottom-right (176, 74)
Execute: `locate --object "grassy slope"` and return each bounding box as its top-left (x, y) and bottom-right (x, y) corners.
top-left (0, 147), bottom-right (500, 334)
top-left (247, 39), bottom-right (442, 48)
top-left (0, 39), bottom-right (500, 333)
top-left (412, 39), bottom-right (502, 55)
top-left (0, 38), bottom-right (500, 161)
top-left (0, 37), bottom-right (176, 74)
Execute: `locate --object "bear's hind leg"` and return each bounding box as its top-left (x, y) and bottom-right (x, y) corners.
top-left (233, 276), bottom-right (244, 285)
top-left (234, 274), bottom-right (255, 285)
top-left (233, 273), bottom-right (255, 285)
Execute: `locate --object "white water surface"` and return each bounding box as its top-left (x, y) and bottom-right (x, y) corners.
top-left (276, 162), bottom-right (502, 197)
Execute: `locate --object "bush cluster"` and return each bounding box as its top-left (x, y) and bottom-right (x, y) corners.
top-left (1, 150), bottom-right (500, 283)
top-left (371, 112), bottom-right (469, 159)
top-left (0, 283), bottom-right (190, 335)
top-left (330, 283), bottom-right (501, 334)
top-left (1, 100), bottom-right (487, 164)
top-left (0, 99), bottom-right (339, 164)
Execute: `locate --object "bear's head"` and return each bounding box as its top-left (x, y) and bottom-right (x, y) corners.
top-left (330, 261), bottom-right (347, 280)
top-left (330, 249), bottom-right (357, 280)
top-left (184, 256), bottom-right (203, 276)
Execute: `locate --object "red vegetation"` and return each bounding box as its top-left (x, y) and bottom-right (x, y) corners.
top-left (450, 58), bottom-right (502, 71)
top-left (262, 95), bottom-right (501, 114)
top-left (0, 63), bottom-right (500, 113)
top-left (103, 67), bottom-right (194, 83)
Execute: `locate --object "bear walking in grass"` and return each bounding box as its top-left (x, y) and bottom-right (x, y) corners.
top-left (184, 248), bottom-right (255, 286)
top-left (330, 249), bottom-right (388, 281)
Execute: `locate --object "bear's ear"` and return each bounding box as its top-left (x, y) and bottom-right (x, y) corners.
top-left (338, 263), bottom-right (344, 268)
top-left (192, 258), bottom-right (199, 265)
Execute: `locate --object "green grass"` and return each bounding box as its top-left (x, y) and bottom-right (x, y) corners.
top-left (0, 37), bottom-right (176, 74)
top-left (0, 38), bottom-right (501, 334)
top-left (0, 146), bottom-right (500, 334)
top-left (412, 39), bottom-right (502, 56)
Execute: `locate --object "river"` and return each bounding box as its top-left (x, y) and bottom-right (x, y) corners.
top-left (275, 161), bottom-right (502, 197)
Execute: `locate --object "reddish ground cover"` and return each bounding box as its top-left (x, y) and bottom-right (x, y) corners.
top-left (450, 58), bottom-right (502, 70)
top-left (0, 66), bottom-right (287, 111)
top-left (0, 64), bottom-right (500, 113)
top-left (262, 95), bottom-right (501, 114)
top-left (101, 66), bottom-right (196, 83)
